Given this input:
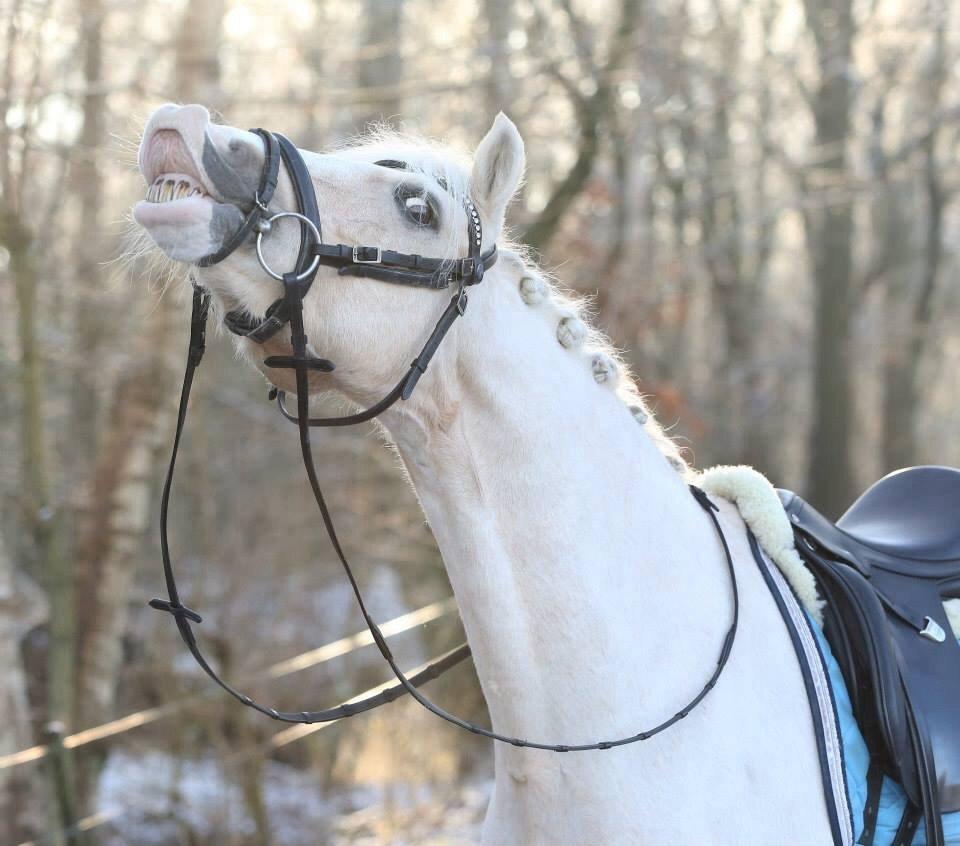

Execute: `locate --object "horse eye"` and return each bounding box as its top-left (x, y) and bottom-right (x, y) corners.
top-left (404, 195), bottom-right (433, 226)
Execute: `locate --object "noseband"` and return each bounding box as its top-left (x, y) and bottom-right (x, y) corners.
top-left (151, 129), bottom-right (740, 750)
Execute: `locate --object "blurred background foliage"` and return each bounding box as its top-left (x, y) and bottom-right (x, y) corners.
top-left (1, 0), bottom-right (959, 842)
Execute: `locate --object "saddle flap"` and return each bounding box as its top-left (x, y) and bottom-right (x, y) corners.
top-left (782, 483), bottom-right (960, 814)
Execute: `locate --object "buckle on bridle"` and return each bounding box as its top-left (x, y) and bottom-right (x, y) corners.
top-left (458, 256), bottom-right (484, 285)
top-left (353, 245), bottom-right (382, 264)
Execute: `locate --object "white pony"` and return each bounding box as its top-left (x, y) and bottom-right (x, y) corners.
top-left (134, 103), bottom-right (833, 844)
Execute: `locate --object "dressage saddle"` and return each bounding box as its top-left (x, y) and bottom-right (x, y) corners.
top-left (779, 466), bottom-right (960, 846)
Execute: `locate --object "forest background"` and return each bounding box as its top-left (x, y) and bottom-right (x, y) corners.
top-left (2, 0), bottom-right (959, 842)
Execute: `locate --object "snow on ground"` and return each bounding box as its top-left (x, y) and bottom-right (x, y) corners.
top-left (96, 748), bottom-right (490, 844)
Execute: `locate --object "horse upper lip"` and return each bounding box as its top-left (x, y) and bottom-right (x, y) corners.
top-left (140, 127), bottom-right (223, 202)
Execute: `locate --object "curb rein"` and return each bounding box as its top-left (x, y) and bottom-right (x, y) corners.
top-left (151, 129), bottom-right (741, 750)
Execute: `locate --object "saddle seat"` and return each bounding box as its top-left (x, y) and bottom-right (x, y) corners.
top-left (779, 466), bottom-right (960, 846)
top-left (837, 466), bottom-right (960, 566)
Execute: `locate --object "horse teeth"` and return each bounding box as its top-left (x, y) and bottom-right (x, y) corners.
top-left (145, 175), bottom-right (207, 203)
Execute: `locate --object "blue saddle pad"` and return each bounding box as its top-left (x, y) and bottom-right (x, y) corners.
top-left (809, 617), bottom-right (960, 846)
top-left (749, 531), bottom-right (960, 846)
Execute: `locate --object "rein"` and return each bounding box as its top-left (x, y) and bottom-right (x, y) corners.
top-left (151, 129), bottom-right (741, 750)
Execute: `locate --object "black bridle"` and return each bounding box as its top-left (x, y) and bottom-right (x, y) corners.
top-left (151, 128), bottom-right (740, 750)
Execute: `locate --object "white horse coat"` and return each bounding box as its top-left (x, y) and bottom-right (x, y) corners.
top-left (135, 103), bottom-right (834, 844)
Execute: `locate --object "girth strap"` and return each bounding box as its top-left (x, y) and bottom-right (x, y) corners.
top-left (892, 805), bottom-right (922, 846)
top-left (904, 688), bottom-right (945, 846)
top-left (858, 758), bottom-right (884, 845)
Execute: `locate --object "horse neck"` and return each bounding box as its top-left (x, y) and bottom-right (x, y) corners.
top-left (380, 260), bottom-right (729, 744)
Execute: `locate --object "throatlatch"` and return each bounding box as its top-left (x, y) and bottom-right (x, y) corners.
top-left (151, 129), bottom-right (741, 751)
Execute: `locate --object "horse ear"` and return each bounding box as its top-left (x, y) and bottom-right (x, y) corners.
top-left (469, 112), bottom-right (525, 234)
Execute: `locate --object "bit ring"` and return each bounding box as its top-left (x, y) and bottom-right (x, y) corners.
top-left (255, 211), bottom-right (322, 282)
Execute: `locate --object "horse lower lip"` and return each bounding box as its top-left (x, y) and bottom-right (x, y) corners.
top-left (133, 195), bottom-right (213, 227)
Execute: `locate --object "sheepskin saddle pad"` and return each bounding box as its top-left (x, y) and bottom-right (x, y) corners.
top-left (699, 465), bottom-right (960, 846)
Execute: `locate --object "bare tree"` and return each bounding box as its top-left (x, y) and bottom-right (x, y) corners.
top-left (1, 4), bottom-right (79, 838)
top-left (67, 0), bottom-right (107, 485)
top-left (481, 0), bottom-right (515, 117)
top-left (0, 531), bottom-right (47, 844)
top-left (522, 0), bottom-right (642, 251)
top-left (2, 0), bottom-right (73, 740)
top-left (0, 0), bottom-right (958, 840)
top-left (70, 0), bottom-right (230, 826)
top-left (802, 0), bottom-right (857, 516)
top-left (879, 6), bottom-right (950, 470)
top-left (694, 1), bottom-right (779, 474)
top-left (74, 0), bottom-right (230, 731)
top-left (172, 0), bottom-right (227, 105)
top-left (354, 0), bottom-right (405, 129)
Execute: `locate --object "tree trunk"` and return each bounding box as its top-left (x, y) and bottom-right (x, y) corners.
top-left (864, 86), bottom-right (915, 474)
top-left (522, 0), bottom-right (640, 251)
top-left (354, 0), bottom-right (404, 129)
top-left (74, 0), bottom-right (229, 731)
top-left (7, 201), bottom-right (77, 845)
top-left (875, 141), bottom-right (917, 472)
top-left (883, 129), bottom-right (945, 470)
top-left (880, 14), bottom-right (947, 472)
top-left (172, 0), bottom-right (227, 104)
top-left (67, 0), bottom-right (106, 486)
top-left (0, 531), bottom-right (48, 844)
top-left (480, 0), bottom-right (514, 117)
top-left (74, 312), bottom-right (179, 727)
top-left (71, 0), bottom-right (229, 817)
top-left (803, 0), bottom-right (856, 517)
top-left (697, 24), bottom-right (751, 466)
top-left (7, 211), bottom-right (72, 722)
